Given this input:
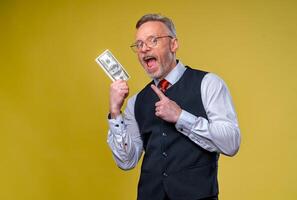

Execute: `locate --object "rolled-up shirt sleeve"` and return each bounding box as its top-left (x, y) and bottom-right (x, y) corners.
top-left (107, 95), bottom-right (143, 170)
top-left (175, 73), bottom-right (241, 156)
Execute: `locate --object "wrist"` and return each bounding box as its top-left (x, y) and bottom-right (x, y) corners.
top-left (173, 107), bottom-right (182, 123)
top-left (110, 109), bottom-right (121, 119)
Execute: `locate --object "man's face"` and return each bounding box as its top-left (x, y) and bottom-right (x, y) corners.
top-left (135, 21), bottom-right (178, 80)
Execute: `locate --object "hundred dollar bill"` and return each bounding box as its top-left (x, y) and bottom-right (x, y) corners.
top-left (95, 49), bottom-right (130, 81)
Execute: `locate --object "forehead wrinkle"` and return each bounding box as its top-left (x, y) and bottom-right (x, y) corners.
top-left (135, 21), bottom-right (170, 41)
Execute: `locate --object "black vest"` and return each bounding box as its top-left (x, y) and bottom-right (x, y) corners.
top-left (135, 67), bottom-right (219, 200)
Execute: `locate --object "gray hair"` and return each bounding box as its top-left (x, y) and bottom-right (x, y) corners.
top-left (136, 14), bottom-right (177, 37)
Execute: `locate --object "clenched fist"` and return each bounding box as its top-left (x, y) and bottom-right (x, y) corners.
top-left (109, 80), bottom-right (129, 118)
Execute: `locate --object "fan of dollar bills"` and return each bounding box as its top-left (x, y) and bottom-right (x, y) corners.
top-left (95, 49), bottom-right (130, 82)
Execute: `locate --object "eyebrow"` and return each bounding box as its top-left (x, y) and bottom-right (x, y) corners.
top-left (135, 35), bottom-right (157, 42)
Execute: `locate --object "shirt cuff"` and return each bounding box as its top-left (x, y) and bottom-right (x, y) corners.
top-left (175, 110), bottom-right (196, 136)
top-left (108, 114), bottom-right (125, 134)
top-left (175, 110), bottom-right (209, 136)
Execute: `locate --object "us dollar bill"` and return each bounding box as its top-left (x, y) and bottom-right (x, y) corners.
top-left (95, 49), bottom-right (130, 82)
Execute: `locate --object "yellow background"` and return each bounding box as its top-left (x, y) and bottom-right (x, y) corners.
top-left (1, 0), bottom-right (296, 199)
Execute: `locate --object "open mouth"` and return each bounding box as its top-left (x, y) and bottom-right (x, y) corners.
top-left (143, 55), bottom-right (157, 68)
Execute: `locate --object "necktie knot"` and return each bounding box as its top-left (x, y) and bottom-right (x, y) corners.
top-left (158, 79), bottom-right (170, 93)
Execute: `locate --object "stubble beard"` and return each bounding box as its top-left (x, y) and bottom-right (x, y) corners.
top-left (145, 63), bottom-right (164, 80)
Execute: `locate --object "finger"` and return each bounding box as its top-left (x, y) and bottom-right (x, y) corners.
top-left (111, 80), bottom-right (123, 89)
top-left (118, 83), bottom-right (128, 89)
top-left (113, 80), bottom-right (127, 87)
top-left (155, 106), bottom-right (161, 111)
top-left (120, 81), bottom-right (128, 85)
top-left (120, 89), bottom-right (129, 94)
top-left (155, 111), bottom-right (161, 117)
top-left (155, 101), bottom-right (161, 107)
top-left (151, 84), bottom-right (166, 100)
top-left (120, 85), bottom-right (129, 90)
top-left (112, 80), bottom-right (124, 87)
top-left (155, 102), bottom-right (166, 109)
top-left (113, 81), bottom-right (129, 92)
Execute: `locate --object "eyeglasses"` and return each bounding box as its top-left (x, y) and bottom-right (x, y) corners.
top-left (130, 35), bottom-right (173, 53)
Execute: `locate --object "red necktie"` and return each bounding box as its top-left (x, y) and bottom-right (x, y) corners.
top-left (158, 79), bottom-right (170, 93)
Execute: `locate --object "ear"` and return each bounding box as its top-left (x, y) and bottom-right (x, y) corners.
top-left (170, 38), bottom-right (179, 53)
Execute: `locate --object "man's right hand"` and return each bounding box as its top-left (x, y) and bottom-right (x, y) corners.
top-left (109, 80), bottom-right (129, 119)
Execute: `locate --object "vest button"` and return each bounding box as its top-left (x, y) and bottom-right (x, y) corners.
top-left (162, 132), bottom-right (167, 136)
top-left (162, 152), bottom-right (168, 157)
top-left (163, 172), bottom-right (168, 177)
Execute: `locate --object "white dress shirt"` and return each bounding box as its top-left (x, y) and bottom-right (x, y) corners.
top-left (107, 61), bottom-right (241, 170)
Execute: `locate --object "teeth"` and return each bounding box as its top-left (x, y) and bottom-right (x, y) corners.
top-left (143, 56), bottom-right (155, 62)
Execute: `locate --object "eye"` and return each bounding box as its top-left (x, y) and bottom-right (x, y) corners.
top-left (136, 41), bottom-right (144, 49)
top-left (151, 37), bottom-right (158, 44)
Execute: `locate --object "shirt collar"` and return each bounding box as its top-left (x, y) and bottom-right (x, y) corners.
top-left (153, 60), bottom-right (187, 86)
